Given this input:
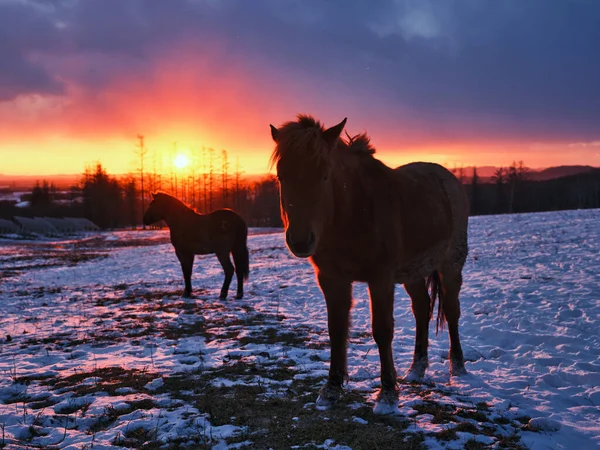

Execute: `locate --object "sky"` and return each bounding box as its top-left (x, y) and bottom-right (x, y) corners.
top-left (1, 0), bottom-right (600, 176)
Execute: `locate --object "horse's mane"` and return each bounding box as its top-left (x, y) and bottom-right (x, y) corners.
top-left (346, 132), bottom-right (376, 156)
top-left (153, 192), bottom-right (195, 213)
top-left (270, 114), bottom-right (376, 169)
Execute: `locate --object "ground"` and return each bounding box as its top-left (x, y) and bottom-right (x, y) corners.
top-left (0, 210), bottom-right (599, 449)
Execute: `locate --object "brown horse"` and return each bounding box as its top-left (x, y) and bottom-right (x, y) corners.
top-left (270, 115), bottom-right (469, 414)
top-left (143, 193), bottom-right (249, 300)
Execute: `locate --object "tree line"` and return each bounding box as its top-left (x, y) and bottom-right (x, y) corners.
top-left (1, 153), bottom-right (282, 229)
top-left (459, 161), bottom-right (600, 216)
top-left (3, 157), bottom-right (599, 229)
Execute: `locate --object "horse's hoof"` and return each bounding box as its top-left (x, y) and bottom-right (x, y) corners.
top-left (235, 294), bottom-right (243, 300)
top-left (182, 292), bottom-right (192, 299)
top-left (404, 359), bottom-right (427, 382)
top-left (219, 295), bottom-right (227, 301)
top-left (316, 383), bottom-right (342, 410)
top-left (450, 362), bottom-right (468, 377)
top-left (373, 389), bottom-right (399, 415)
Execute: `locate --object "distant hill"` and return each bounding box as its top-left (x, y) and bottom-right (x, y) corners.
top-left (528, 165), bottom-right (598, 181)
top-left (457, 165), bottom-right (599, 183)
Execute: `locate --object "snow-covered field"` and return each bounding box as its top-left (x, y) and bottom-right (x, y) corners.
top-left (1, 210), bottom-right (599, 449)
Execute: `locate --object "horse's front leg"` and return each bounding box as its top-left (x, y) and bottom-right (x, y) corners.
top-left (176, 249), bottom-right (194, 298)
top-left (316, 273), bottom-right (352, 409)
top-left (368, 274), bottom-right (399, 414)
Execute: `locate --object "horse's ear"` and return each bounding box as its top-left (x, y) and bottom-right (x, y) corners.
top-left (323, 118), bottom-right (347, 147)
top-left (270, 124), bottom-right (279, 142)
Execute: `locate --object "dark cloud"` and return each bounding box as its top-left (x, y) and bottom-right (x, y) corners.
top-left (1, 0), bottom-right (599, 143)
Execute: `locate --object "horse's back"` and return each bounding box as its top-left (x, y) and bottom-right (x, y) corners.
top-left (208, 209), bottom-right (248, 234)
top-left (393, 162), bottom-right (469, 270)
top-left (170, 208), bottom-right (247, 255)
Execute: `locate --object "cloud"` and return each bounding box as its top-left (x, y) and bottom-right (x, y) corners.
top-left (0, 0), bottom-right (599, 149)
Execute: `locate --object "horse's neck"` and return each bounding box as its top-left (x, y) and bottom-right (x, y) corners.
top-left (163, 201), bottom-right (198, 227)
top-left (330, 159), bottom-right (374, 217)
top-left (329, 157), bottom-right (397, 231)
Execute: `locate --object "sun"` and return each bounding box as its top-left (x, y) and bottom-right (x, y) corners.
top-left (173, 153), bottom-right (190, 169)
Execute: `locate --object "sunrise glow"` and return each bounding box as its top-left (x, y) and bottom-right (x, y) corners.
top-left (173, 154), bottom-right (190, 170)
top-left (0, 1), bottom-right (598, 179)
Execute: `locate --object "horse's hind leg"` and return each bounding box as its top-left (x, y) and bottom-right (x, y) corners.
top-left (176, 250), bottom-right (194, 298)
top-left (440, 269), bottom-right (466, 376)
top-left (404, 279), bottom-right (431, 381)
top-left (216, 252), bottom-right (235, 300)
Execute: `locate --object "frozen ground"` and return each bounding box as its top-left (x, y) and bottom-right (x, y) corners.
top-left (0, 210), bottom-right (599, 449)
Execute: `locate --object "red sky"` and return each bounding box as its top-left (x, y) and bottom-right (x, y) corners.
top-left (1, 1), bottom-right (599, 176)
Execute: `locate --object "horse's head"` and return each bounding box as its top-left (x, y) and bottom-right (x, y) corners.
top-left (143, 193), bottom-right (166, 225)
top-left (270, 116), bottom-right (346, 258)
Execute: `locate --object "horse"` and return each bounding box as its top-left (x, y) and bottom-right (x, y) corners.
top-left (269, 115), bottom-right (469, 414)
top-left (143, 193), bottom-right (249, 300)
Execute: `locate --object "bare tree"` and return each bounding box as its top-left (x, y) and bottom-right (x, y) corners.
top-left (208, 148), bottom-right (215, 211)
top-left (234, 157), bottom-right (245, 212)
top-left (470, 166), bottom-right (479, 215)
top-left (136, 134), bottom-right (148, 229)
top-left (221, 149), bottom-right (229, 208)
top-left (202, 146), bottom-right (208, 213)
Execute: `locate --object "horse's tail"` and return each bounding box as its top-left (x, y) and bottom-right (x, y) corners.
top-left (232, 221), bottom-right (250, 281)
top-left (427, 271), bottom-right (446, 335)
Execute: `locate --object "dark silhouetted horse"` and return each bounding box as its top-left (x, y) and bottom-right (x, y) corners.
top-left (143, 193), bottom-right (249, 299)
top-left (270, 115), bottom-right (469, 414)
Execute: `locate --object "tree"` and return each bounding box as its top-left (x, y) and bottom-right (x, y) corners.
top-left (30, 180), bottom-right (52, 208)
top-left (470, 167), bottom-right (479, 215)
top-left (507, 160), bottom-right (529, 213)
top-left (208, 147), bottom-right (215, 211)
top-left (234, 157), bottom-right (245, 212)
top-left (136, 134), bottom-right (148, 229)
top-left (221, 149), bottom-right (230, 208)
top-left (492, 167), bottom-right (506, 213)
top-left (123, 175), bottom-right (138, 230)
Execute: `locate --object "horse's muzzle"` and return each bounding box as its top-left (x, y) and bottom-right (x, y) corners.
top-left (286, 230), bottom-right (316, 258)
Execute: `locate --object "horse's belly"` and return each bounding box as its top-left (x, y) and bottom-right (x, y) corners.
top-left (190, 243), bottom-right (212, 255)
top-left (393, 249), bottom-right (443, 284)
top-left (394, 261), bottom-right (437, 284)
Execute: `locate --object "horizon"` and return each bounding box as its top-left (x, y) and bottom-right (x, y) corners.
top-left (1, 1), bottom-right (600, 175)
top-left (1, 163), bottom-right (598, 181)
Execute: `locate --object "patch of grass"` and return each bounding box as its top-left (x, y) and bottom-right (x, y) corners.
top-left (154, 359), bottom-right (422, 450)
top-left (116, 426), bottom-right (158, 449)
top-left (129, 398), bottom-right (156, 410)
top-left (454, 422), bottom-right (479, 434)
top-left (435, 427), bottom-right (458, 441)
top-left (413, 401), bottom-right (456, 424)
top-left (162, 320), bottom-right (207, 340)
top-left (494, 416), bottom-right (512, 425)
top-left (89, 404), bottom-right (126, 434)
top-left (496, 434), bottom-right (528, 449)
top-left (28, 397), bottom-right (59, 410)
top-left (464, 439), bottom-right (487, 450)
top-left (42, 366), bottom-right (156, 397)
top-left (456, 408), bottom-right (490, 423)
top-left (209, 379), bottom-right (420, 450)
top-left (515, 415), bottom-right (532, 425)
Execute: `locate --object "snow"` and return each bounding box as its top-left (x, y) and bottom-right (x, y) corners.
top-left (1, 209), bottom-right (599, 449)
